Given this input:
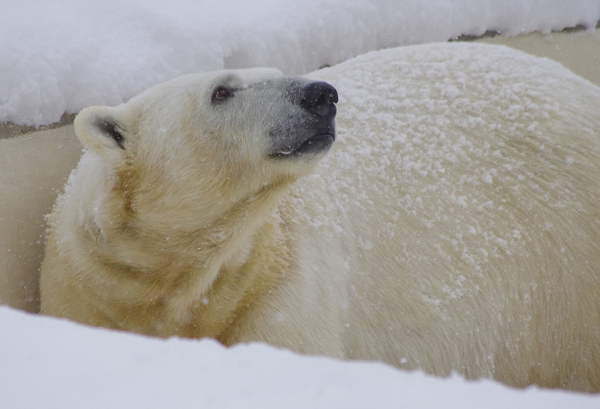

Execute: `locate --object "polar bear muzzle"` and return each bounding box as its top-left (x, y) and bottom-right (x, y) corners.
top-left (269, 80), bottom-right (338, 159)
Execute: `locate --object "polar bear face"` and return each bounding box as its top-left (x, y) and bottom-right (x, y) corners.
top-left (76, 67), bottom-right (337, 168)
top-left (71, 68), bottom-right (337, 237)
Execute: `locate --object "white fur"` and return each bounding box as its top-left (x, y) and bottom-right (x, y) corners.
top-left (42, 43), bottom-right (600, 392)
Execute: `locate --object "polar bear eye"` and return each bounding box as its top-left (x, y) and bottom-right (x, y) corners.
top-left (212, 87), bottom-right (233, 102)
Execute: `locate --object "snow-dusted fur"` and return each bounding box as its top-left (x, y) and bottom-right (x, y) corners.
top-left (41, 43), bottom-right (600, 392)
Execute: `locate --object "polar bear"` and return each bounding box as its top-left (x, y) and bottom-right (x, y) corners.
top-left (41, 43), bottom-right (600, 392)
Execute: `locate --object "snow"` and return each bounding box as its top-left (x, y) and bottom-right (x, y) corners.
top-left (1, 306), bottom-right (598, 409)
top-left (1, 0), bottom-right (599, 126)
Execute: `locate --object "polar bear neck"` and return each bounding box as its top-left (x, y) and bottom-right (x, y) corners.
top-left (51, 151), bottom-right (299, 338)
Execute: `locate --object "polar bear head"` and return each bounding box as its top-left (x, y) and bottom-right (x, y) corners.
top-left (71, 68), bottom-right (337, 234)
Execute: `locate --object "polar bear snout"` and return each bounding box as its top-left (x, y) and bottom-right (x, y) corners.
top-left (299, 81), bottom-right (338, 120)
top-left (268, 80), bottom-right (338, 160)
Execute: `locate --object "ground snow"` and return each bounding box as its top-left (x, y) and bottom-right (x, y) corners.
top-left (1, 307), bottom-right (598, 409)
top-left (1, 0), bottom-right (599, 126)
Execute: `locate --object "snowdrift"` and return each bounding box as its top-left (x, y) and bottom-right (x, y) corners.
top-left (1, 307), bottom-right (598, 409)
top-left (1, 0), bottom-right (599, 126)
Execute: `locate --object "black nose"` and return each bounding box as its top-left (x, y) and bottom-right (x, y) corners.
top-left (300, 81), bottom-right (338, 119)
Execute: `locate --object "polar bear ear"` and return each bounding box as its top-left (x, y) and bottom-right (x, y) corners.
top-left (74, 106), bottom-right (128, 162)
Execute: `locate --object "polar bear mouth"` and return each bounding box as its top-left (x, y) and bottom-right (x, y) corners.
top-left (270, 133), bottom-right (334, 159)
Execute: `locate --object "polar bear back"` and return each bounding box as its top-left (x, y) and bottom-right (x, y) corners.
top-left (291, 43), bottom-right (600, 388)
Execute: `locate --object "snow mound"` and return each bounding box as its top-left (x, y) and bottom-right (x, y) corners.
top-left (1, 0), bottom-right (599, 126)
top-left (1, 307), bottom-right (598, 409)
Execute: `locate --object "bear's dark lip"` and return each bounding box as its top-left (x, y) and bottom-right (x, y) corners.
top-left (269, 133), bottom-right (335, 159)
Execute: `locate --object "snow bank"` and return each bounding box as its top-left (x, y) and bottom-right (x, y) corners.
top-left (1, 0), bottom-right (599, 126)
top-left (1, 307), bottom-right (598, 409)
